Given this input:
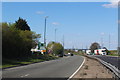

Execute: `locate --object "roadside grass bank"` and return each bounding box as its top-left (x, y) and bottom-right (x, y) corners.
top-left (2, 54), bottom-right (58, 69)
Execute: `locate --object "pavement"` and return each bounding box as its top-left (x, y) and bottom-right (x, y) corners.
top-left (2, 55), bottom-right (84, 80)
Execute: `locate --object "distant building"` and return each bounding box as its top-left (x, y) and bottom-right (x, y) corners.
top-left (94, 49), bottom-right (107, 55)
top-left (86, 50), bottom-right (91, 55)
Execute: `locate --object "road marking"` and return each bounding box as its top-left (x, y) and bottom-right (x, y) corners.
top-left (20, 74), bottom-right (29, 77)
top-left (67, 56), bottom-right (85, 80)
top-left (25, 74), bottom-right (29, 76)
top-left (66, 56), bottom-right (70, 58)
top-left (20, 76), bottom-right (24, 78)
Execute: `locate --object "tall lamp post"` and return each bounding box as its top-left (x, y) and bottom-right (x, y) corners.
top-left (44, 16), bottom-right (48, 47)
top-left (52, 22), bottom-right (59, 42)
top-left (109, 34), bottom-right (111, 49)
top-left (55, 28), bottom-right (57, 42)
top-left (101, 32), bottom-right (104, 49)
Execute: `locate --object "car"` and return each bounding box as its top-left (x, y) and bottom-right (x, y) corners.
top-left (71, 53), bottom-right (74, 56)
top-left (64, 54), bottom-right (68, 56)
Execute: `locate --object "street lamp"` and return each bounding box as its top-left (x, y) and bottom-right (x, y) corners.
top-left (101, 32), bottom-right (104, 49)
top-left (44, 16), bottom-right (48, 47)
top-left (52, 22), bottom-right (59, 42)
top-left (55, 28), bottom-right (57, 42)
top-left (109, 34), bottom-right (111, 49)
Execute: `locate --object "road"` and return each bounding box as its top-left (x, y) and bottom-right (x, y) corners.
top-left (93, 55), bottom-right (120, 70)
top-left (2, 55), bottom-right (84, 80)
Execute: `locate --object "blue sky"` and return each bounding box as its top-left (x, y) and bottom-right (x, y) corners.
top-left (2, 2), bottom-right (118, 50)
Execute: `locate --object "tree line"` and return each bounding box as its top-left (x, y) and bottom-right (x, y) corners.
top-left (2, 17), bottom-right (40, 59)
top-left (2, 17), bottom-right (64, 59)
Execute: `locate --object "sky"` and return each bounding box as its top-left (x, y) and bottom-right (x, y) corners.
top-left (2, 2), bottom-right (118, 50)
top-left (1, 0), bottom-right (119, 2)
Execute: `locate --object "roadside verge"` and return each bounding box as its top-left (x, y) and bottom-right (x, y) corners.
top-left (71, 55), bottom-right (113, 79)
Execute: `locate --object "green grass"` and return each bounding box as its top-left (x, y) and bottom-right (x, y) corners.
top-left (108, 50), bottom-right (119, 57)
top-left (2, 55), bottom-right (58, 68)
top-left (2, 64), bottom-right (17, 68)
top-left (108, 53), bottom-right (119, 56)
top-left (73, 51), bottom-right (84, 56)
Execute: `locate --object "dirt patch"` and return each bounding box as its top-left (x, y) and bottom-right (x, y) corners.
top-left (73, 57), bottom-right (113, 79)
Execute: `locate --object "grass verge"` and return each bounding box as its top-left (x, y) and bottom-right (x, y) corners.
top-left (2, 55), bottom-right (58, 69)
top-left (108, 53), bottom-right (119, 57)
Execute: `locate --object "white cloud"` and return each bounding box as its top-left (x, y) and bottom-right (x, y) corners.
top-left (52, 22), bottom-right (59, 25)
top-left (36, 11), bottom-right (44, 14)
top-left (101, 32), bottom-right (105, 35)
top-left (102, 0), bottom-right (119, 8)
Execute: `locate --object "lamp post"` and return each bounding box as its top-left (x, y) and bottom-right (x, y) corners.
top-left (109, 34), bottom-right (111, 49)
top-left (52, 22), bottom-right (59, 42)
top-left (55, 28), bottom-right (57, 42)
top-left (44, 16), bottom-right (48, 47)
top-left (101, 33), bottom-right (104, 49)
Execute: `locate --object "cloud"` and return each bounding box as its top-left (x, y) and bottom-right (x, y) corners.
top-left (52, 22), bottom-right (59, 25)
top-left (36, 11), bottom-right (44, 14)
top-left (101, 32), bottom-right (105, 35)
top-left (102, 0), bottom-right (119, 8)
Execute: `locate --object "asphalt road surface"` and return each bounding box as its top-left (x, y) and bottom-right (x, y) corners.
top-left (93, 55), bottom-right (120, 70)
top-left (2, 55), bottom-right (84, 80)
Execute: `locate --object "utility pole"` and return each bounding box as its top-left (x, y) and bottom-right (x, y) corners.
top-left (62, 35), bottom-right (64, 56)
top-left (44, 16), bottom-right (48, 47)
top-left (109, 34), bottom-right (111, 49)
top-left (101, 37), bottom-right (103, 49)
top-left (100, 33), bottom-right (104, 49)
top-left (63, 35), bottom-right (64, 47)
top-left (81, 44), bottom-right (83, 50)
top-left (86, 45), bottom-right (88, 50)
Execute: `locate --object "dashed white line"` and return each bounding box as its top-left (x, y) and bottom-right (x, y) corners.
top-left (20, 74), bottom-right (30, 78)
top-left (20, 76), bottom-right (24, 78)
top-left (25, 74), bottom-right (29, 76)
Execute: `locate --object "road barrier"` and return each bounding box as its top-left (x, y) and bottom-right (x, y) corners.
top-left (86, 55), bottom-right (120, 80)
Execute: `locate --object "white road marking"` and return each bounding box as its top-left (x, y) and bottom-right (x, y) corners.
top-left (66, 56), bottom-right (70, 58)
top-left (25, 74), bottom-right (29, 76)
top-left (20, 74), bottom-right (29, 77)
top-left (67, 56), bottom-right (85, 80)
top-left (20, 76), bottom-right (24, 78)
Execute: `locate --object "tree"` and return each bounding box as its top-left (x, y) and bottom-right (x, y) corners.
top-left (15, 17), bottom-right (30, 31)
top-left (90, 42), bottom-right (101, 53)
top-left (2, 22), bottom-right (40, 59)
top-left (2, 23), bottom-right (23, 58)
top-left (47, 42), bottom-right (64, 56)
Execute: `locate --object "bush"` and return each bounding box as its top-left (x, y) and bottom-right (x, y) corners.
top-left (47, 42), bottom-right (64, 56)
top-left (2, 22), bottom-right (40, 59)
